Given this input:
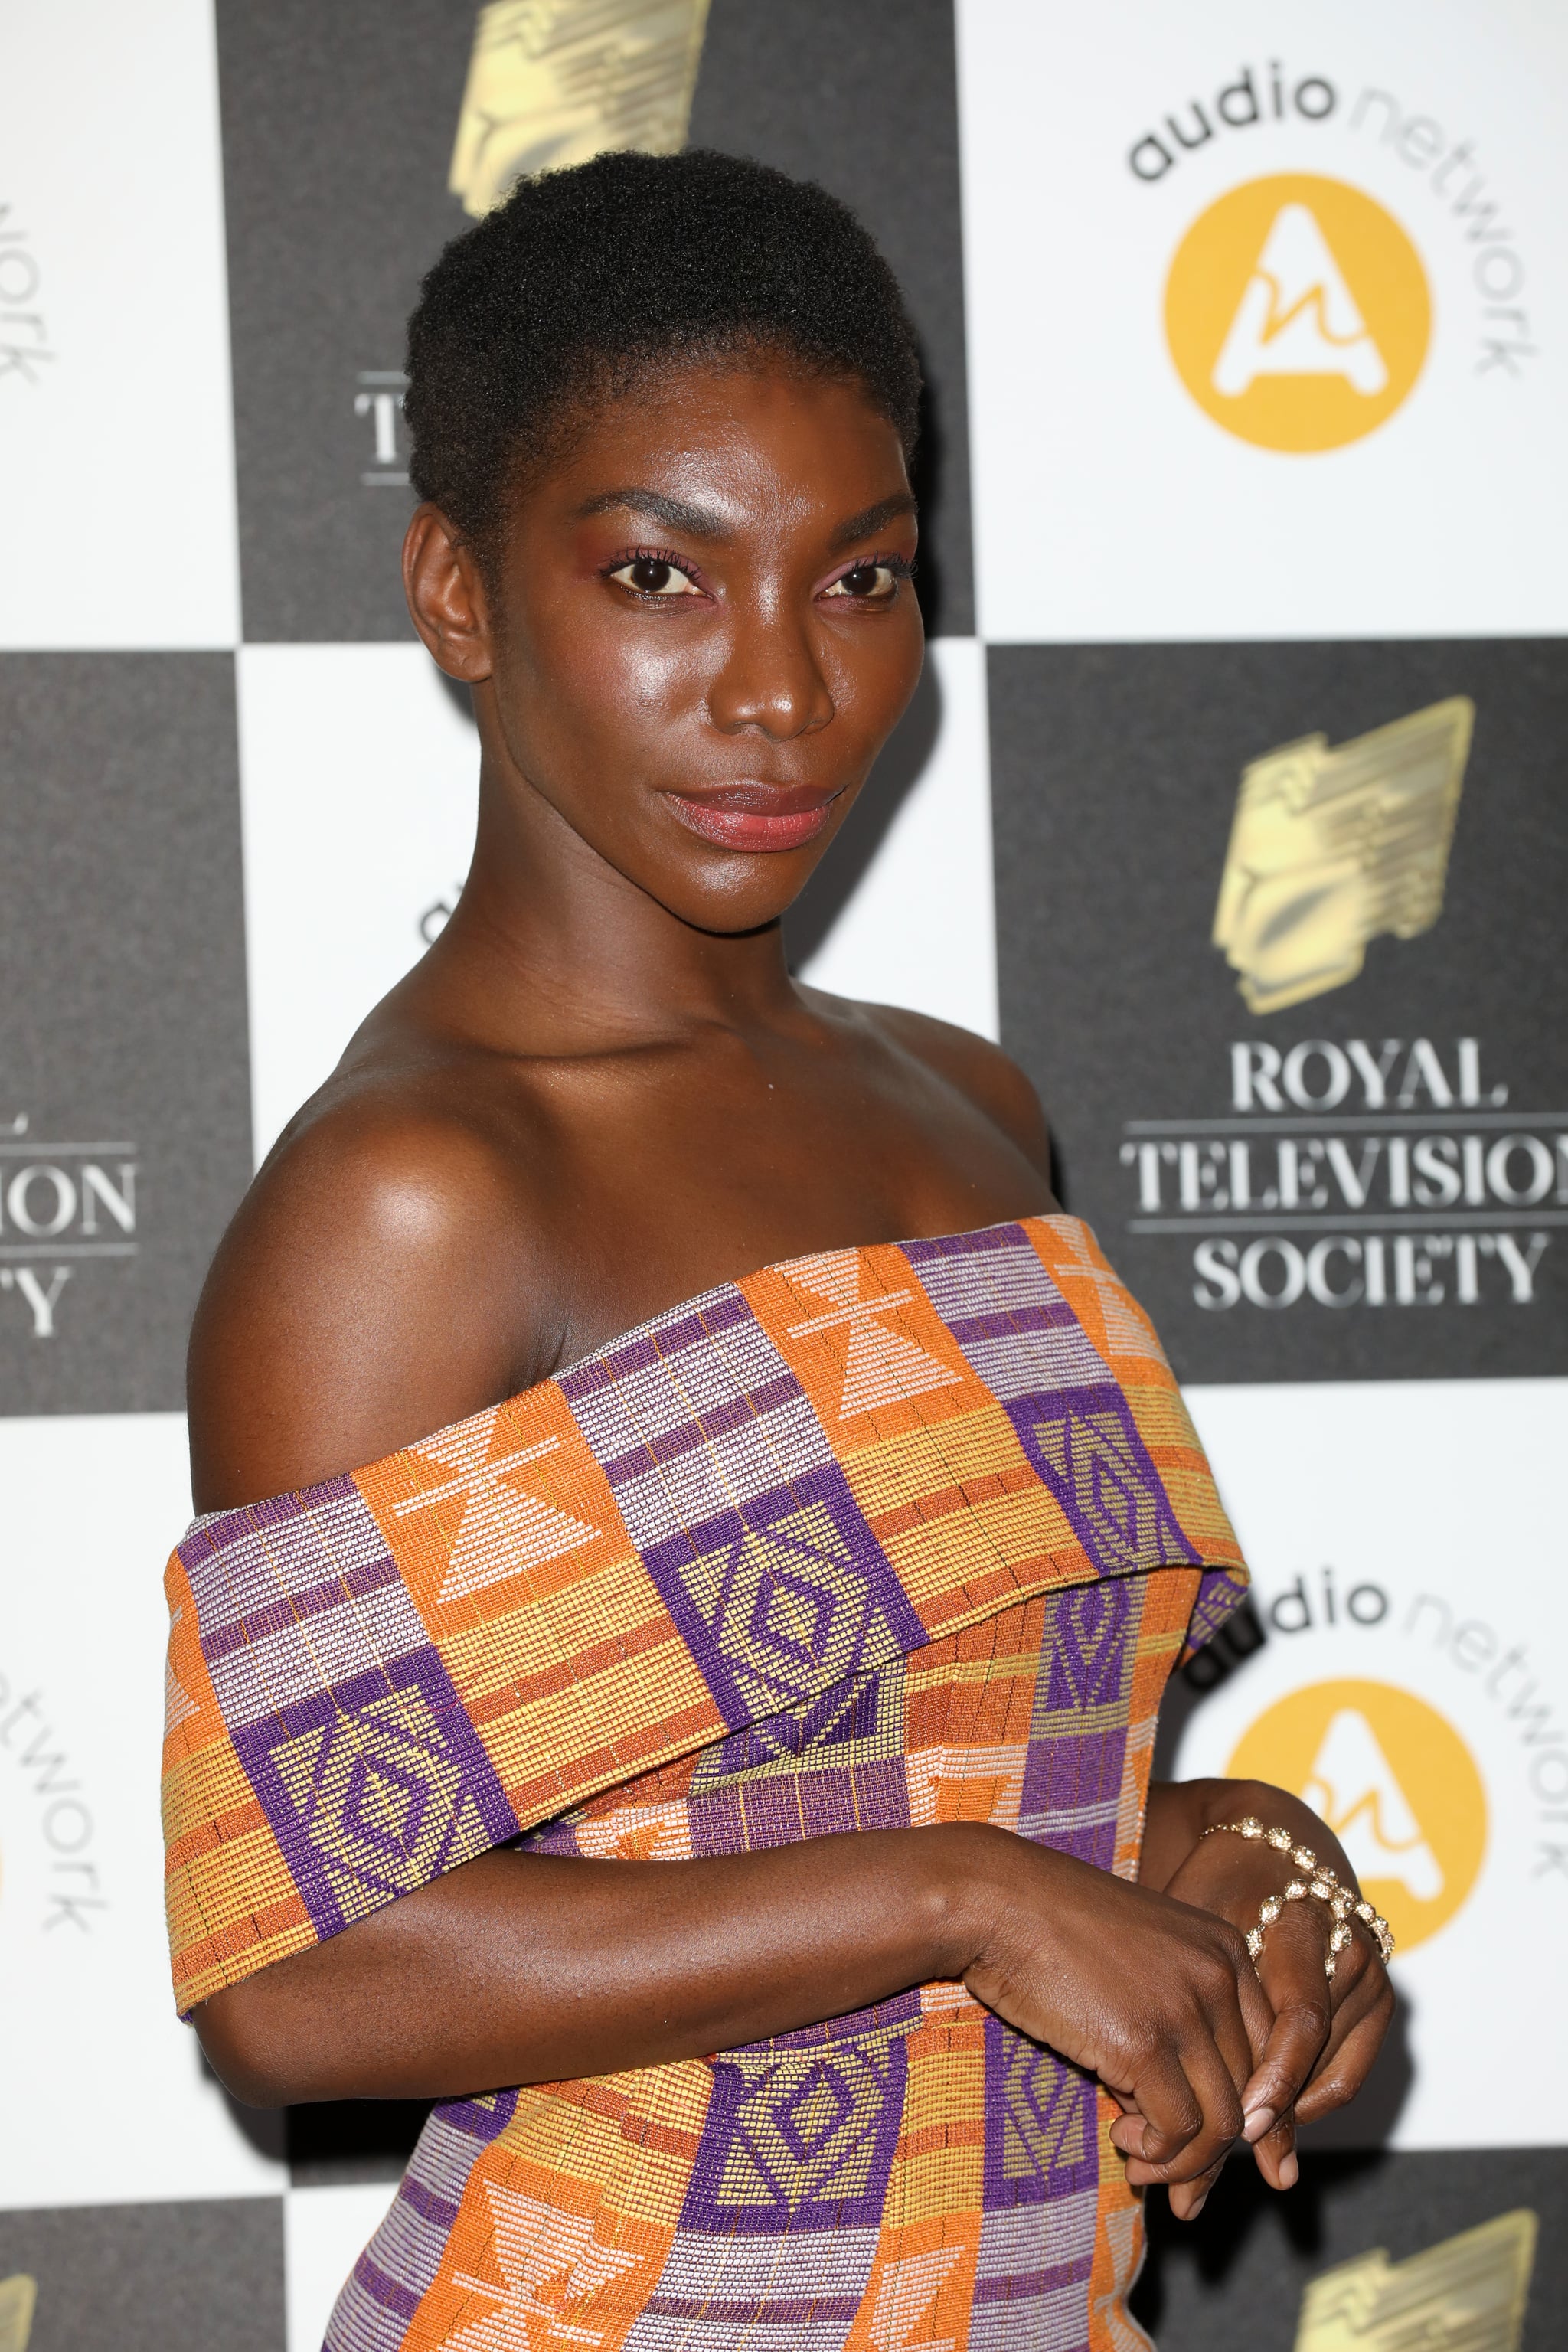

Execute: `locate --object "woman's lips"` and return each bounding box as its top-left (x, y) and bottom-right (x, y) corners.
top-left (663, 784), bottom-right (839, 853)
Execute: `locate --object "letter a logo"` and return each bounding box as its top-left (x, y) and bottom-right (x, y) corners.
top-left (1165, 173), bottom-right (1430, 451)
top-left (1212, 204), bottom-right (1387, 397)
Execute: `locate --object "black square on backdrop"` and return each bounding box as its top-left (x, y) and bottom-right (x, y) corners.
top-left (991, 640), bottom-right (1568, 1383)
top-left (217, 0), bottom-right (972, 641)
top-left (0, 2199), bottom-right (284, 2352)
top-left (0, 655), bottom-right (251, 1413)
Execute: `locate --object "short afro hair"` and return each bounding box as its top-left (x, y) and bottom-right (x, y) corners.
top-left (404, 149), bottom-right (923, 557)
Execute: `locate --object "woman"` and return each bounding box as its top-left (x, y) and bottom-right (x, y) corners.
top-left (165, 152), bottom-right (1392, 2350)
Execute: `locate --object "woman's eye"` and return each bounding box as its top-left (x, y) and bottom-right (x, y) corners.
top-left (824, 562), bottom-right (899, 602)
top-left (609, 557), bottom-right (701, 597)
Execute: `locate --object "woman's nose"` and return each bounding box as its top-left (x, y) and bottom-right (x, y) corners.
top-left (707, 602), bottom-right (835, 740)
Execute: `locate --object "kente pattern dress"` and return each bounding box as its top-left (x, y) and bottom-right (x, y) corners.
top-left (161, 1214), bottom-right (1248, 2351)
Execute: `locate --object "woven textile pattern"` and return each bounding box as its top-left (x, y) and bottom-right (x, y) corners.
top-left (162, 1215), bottom-right (1246, 2350)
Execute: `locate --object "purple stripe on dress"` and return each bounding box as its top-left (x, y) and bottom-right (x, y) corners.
top-left (596, 1370), bottom-right (802, 1485)
top-left (642, 2294), bottom-right (864, 2325)
top-left (687, 1756), bottom-right (910, 1857)
top-left (231, 1645), bottom-right (517, 1942)
top-left (903, 1223), bottom-right (1028, 1263)
top-left (176, 1474), bottom-right (359, 1573)
top-left (560, 1285), bottom-right (754, 1400)
top-left (971, 2259), bottom-right (1090, 2305)
top-left (198, 1553), bottom-right (400, 1663)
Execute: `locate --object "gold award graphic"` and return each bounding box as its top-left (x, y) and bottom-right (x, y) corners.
top-left (1212, 695), bottom-right (1473, 1015)
top-left (1227, 1678), bottom-right (1486, 1953)
top-left (0, 2276), bottom-right (36, 2352)
top-left (1165, 173), bottom-right (1430, 452)
top-left (1294, 2209), bottom-right (1536, 2352)
top-left (450, 0), bottom-right (711, 219)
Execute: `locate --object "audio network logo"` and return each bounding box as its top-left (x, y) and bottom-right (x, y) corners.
top-left (1212, 697), bottom-right (1472, 1013)
top-left (1229, 1677), bottom-right (1485, 1951)
top-left (1130, 60), bottom-right (1539, 452)
top-left (1165, 174), bottom-right (1429, 452)
top-left (0, 204), bottom-right (54, 390)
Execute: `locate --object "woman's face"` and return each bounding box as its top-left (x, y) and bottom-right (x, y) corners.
top-left (413, 360), bottom-right (924, 935)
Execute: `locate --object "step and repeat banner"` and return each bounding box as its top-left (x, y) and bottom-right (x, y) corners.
top-left (1, 3), bottom-right (1563, 2347)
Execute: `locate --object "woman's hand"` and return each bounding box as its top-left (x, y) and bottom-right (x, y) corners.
top-left (1141, 1779), bottom-right (1396, 2213)
top-left (958, 1831), bottom-right (1277, 2211)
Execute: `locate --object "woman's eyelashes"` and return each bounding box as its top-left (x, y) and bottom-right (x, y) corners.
top-left (606, 551), bottom-right (707, 599)
top-left (603, 550), bottom-right (913, 605)
top-left (821, 555), bottom-right (913, 604)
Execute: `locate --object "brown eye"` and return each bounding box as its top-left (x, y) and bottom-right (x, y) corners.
top-left (609, 557), bottom-right (701, 597)
top-left (824, 562), bottom-right (898, 601)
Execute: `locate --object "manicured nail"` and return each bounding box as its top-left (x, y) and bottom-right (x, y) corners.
top-left (1187, 2188), bottom-right (1209, 2219)
top-left (1279, 2151), bottom-right (1298, 2189)
top-left (1243, 2105), bottom-right (1276, 2144)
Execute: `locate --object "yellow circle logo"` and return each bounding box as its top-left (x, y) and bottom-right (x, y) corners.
top-left (1165, 173), bottom-right (1431, 451)
top-left (1226, 1679), bottom-right (1485, 1952)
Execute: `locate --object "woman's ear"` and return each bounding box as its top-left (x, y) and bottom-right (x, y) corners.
top-left (403, 504), bottom-right (495, 684)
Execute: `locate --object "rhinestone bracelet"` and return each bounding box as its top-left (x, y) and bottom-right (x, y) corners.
top-left (1201, 1815), bottom-right (1395, 1979)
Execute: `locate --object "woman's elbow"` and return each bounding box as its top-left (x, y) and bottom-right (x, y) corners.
top-left (194, 1978), bottom-right (335, 2108)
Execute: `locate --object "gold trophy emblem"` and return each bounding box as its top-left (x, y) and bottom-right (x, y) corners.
top-left (0, 2277), bottom-right (36, 2352)
top-left (450, 0), bottom-right (712, 218)
top-left (1212, 696), bottom-right (1474, 1014)
top-left (1294, 2208), bottom-right (1536, 2352)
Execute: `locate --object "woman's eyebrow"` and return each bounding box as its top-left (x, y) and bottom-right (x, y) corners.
top-left (831, 493), bottom-right (917, 551)
top-left (576, 488), bottom-right (730, 538)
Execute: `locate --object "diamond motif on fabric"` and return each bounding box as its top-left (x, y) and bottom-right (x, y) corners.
top-left (1045, 1579), bottom-right (1133, 1712)
top-left (684, 2030), bottom-right (907, 2233)
top-left (644, 1465), bottom-right (925, 1732)
top-left (233, 1648), bottom-right (514, 1939)
top-left (449, 2180), bottom-right (643, 2350)
top-left (785, 1250), bottom-right (961, 1419)
top-left (395, 1409), bottom-right (598, 1599)
top-left (1017, 1399), bottom-right (1197, 1576)
top-left (984, 2020), bottom-right (1098, 2208)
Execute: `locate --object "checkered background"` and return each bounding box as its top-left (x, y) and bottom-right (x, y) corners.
top-left (2, 4), bottom-right (1565, 2346)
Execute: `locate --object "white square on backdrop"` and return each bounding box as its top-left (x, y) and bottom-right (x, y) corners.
top-left (0, 1412), bottom-right (286, 2207)
top-left (1177, 1375), bottom-right (1568, 2150)
top-left (0, 0), bottom-right (239, 648)
top-left (237, 644), bottom-right (482, 1164)
top-left (957, 0), bottom-right (1568, 641)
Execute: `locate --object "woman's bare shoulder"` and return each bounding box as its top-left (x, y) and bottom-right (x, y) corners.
top-left (186, 1061), bottom-right (561, 1512)
top-left (855, 1001), bottom-right (1055, 1183)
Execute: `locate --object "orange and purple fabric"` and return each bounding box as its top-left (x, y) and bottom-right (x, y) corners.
top-left (162, 1214), bottom-right (1246, 2351)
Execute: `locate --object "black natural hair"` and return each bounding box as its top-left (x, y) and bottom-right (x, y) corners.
top-left (404, 148), bottom-right (923, 560)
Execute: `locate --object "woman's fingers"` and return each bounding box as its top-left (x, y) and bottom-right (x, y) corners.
top-left (1295, 1975), bottom-right (1396, 2123)
top-left (1123, 2033), bottom-right (1246, 2190)
top-left (1241, 1913), bottom-right (1334, 2152)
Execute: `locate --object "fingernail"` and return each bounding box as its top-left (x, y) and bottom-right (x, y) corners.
top-left (1187, 2188), bottom-right (1209, 2219)
top-left (1243, 2105), bottom-right (1276, 2145)
top-left (1279, 2151), bottom-right (1298, 2189)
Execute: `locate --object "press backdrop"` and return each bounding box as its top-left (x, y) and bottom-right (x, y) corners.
top-left (2, 4), bottom-right (1565, 2347)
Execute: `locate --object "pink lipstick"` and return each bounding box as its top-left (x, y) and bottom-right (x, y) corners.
top-left (663, 783), bottom-right (839, 853)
